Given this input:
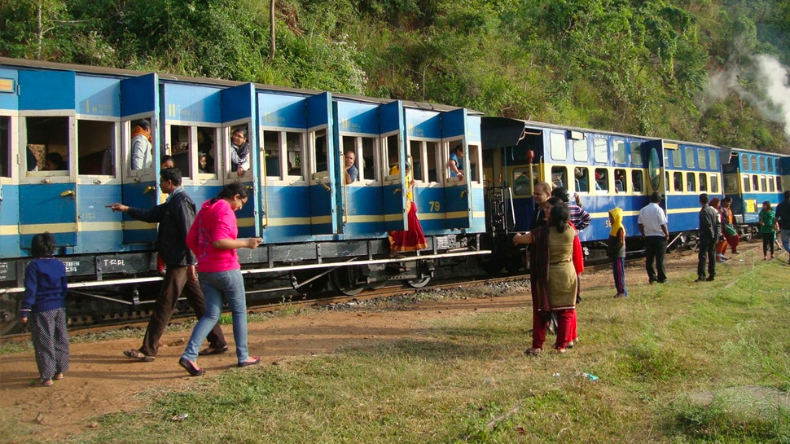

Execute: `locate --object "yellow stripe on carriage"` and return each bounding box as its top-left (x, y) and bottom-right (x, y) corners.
top-left (19, 223), bottom-right (78, 235)
top-left (0, 225), bottom-right (17, 236)
top-left (123, 220), bottom-right (158, 230)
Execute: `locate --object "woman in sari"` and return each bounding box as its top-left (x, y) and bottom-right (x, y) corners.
top-left (514, 200), bottom-right (578, 355)
top-left (389, 158), bottom-right (427, 257)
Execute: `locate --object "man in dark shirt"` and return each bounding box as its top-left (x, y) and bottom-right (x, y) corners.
top-left (109, 168), bottom-right (227, 361)
top-left (696, 193), bottom-right (720, 282)
top-left (776, 190), bottom-right (790, 264)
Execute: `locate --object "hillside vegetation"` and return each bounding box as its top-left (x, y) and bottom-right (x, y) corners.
top-left (2, 0), bottom-right (789, 152)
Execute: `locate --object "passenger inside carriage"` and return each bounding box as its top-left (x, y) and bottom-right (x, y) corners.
top-left (230, 127), bottom-right (250, 176)
top-left (44, 152), bottom-right (66, 171)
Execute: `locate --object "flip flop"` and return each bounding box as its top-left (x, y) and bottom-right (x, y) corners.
top-left (124, 348), bottom-right (155, 362)
top-left (198, 346), bottom-right (229, 356)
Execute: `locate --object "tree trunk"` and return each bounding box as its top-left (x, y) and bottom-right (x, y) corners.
top-left (269, 0), bottom-right (276, 61)
top-left (37, 0), bottom-right (43, 60)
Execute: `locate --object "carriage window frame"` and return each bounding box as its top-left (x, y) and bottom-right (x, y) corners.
top-left (742, 175), bottom-right (751, 192)
top-left (341, 134), bottom-right (379, 185)
top-left (768, 158), bottom-right (775, 173)
top-left (699, 173), bottom-right (708, 192)
top-left (673, 172), bottom-right (683, 192)
top-left (551, 166), bottom-right (567, 189)
top-left (759, 156), bottom-right (766, 172)
top-left (710, 174), bottom-right (719, 194)
top-left (550, 132), bottom-right (566, 161)
top-left (574, 167), bottom-right (590, 193)
top-left (573, 138), bottom-right (588, 162)
top-left (467, 142), bottom-right (482, 184)
top-left (750, 155), bottom-right (758, 172)
top-left (593, 137), bottom-right (608, 163)
top-left (752, 174), bottom-right (759, 191)
top-left (760, 175), bottom-right (767, 192)
top-left (685, 147), bottom-right (695, 169)
top-left (631, 170), bottom-right (644, 194)
top-left (709, 151), bottom-right (717, 171)
top-left (686, 172), bottom-right (696, 192)
top-left (77, 118), bottom-right (117, 178)
top-left (777, 176), bottom-right (784, 192)
top-left (512, 167), bottom-right (533, 196)
top-left (24, 115), bottom-right (71, 179)
top-left (613, 140), bottom-right (626, 165)
top-left (594, 168), bottom-right (609, 192)
top-left (672, 149), bottom-right (682, 168)
top-left (769, 177), bottom-right (775, 192)
top-left (630, 142), bottom-right (642, 166)
top-left (698, 150), bottom-right (707, 170)
top-left (614, 168), bottom-right (627, 193)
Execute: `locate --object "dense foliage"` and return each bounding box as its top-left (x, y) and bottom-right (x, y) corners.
top-left (2, 0), bottom-right (789, 152)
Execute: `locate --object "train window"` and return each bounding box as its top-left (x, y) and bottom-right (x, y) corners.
top-left (742, 175), bottom-right (751, 192)
top-left (699, 173), bottom-right (707, 192)
top-left (750, 155), bottom-right (758, 172)
top-left (286, 132), bottom-right (304, 179)
top-left (197, 128), bottom-right (217, 176)
top-left (167, 125), bottom-right (194, 179)
top-left (760, 175), bottom-right (767, 191)
top-left (594, 168), bottom-right (609, 191)
top-left (631, 170), bottom-right (644, 193)
top-left (551, 166), bottom-right (567, 189)
top-left (77, 120), bottom-right (115, 176)
top-left (631, 142), bottom-right (642, 165)
top-left (710, 174), bottom-right (719, 194)
top-left (686, 172), bottom-right (696, 192)
top-left (613, 140), bottom-right (626, 164)
top-left (769, 177), bottom-right (775, 193)
top-left (0, 116), bottom-right (9, 177)
top-left (360, 137), bottom-right (377, 181)
top-left (648, 149), bottom-right (660, 191)
top-left (664, 150), bottom-right (670, 167)
top-left (573, 139), bottom-right (587, 162)
top-left (25, 116), bottom-right (69, 175)
top-left (574, 167), bottom-right (589, 193)
top-left (409, 140), bottom-right (422, 182)
top-left (468, 143), bottom-right (481, 183)
top-left (775, 158), bottom-right (781, 174)
top-left (513, 168), bottom-right (533, 196)
top-left (263, 131), bottom-right (281, 178)
top-left (752, 174), bottom-right (759, 191)
top-left (613, 168), bottom-right (626, 192)
top-left (550, 132), bottom-right (566, 161)
top-left (594, 138), bottom-right (608, 163)
top-left (383, 134), bottom-right (401, 179)
top-left (709, 151), bottom-right (718, 171)
top-left (698, 150), bottom-right (707, 170)
top-left (768, 158), bottom-right (775, 173)
top-left (685, 147), bottom-right (695, 168)
top-left (673, 172), bottom-right (683, 192)
top-left (777, 177), bottom-right (783, 192)
top-left (425, 141), bottom-right (440, 183)
top-left (724, 175), bottom-right (738, 194)
top-left (665, 171), bottom-right (672, 192)
top-left (672, 150), bottom-right (682, 168)
top-left (759, 157), bottom-right (766, 172)
top-left (313, 129), bottom-right (329, 175)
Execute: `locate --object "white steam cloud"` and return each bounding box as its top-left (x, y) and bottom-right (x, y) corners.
top-left (755, 55), bottom-right (790, 140)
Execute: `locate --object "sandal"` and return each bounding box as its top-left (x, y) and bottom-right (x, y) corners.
top-left (198, 346), bottom-right (229, 356)
top-left (178, 357), bottom-right (205, 376)
top-left (524, 348), bottom-right (542, 357)
top-left (33, 378), bottom-right (53, 387)
top-left (124, 348), bottom-right (155, 362)
top-left (53, 372), bottom-right (64, 381)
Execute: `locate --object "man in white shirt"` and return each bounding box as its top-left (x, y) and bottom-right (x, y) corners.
top-left (638, 192), bottom-right (669, 283)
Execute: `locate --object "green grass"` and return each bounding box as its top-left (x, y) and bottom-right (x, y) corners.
top-left (14, 252), bottom-right (790, 443)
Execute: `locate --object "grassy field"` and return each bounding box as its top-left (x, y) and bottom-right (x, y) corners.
top-left (20, 252), bottom-right (790, 443)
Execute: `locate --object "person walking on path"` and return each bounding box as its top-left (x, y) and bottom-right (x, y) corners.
top-left (638, 192), bottom-right (669, 284)
top-left (758, 201), bottom-right (778, 260)
top-left (179, 183), bottom-right (262, 376)
top-left (607, 207), bottom-right (627, 298)
top-left (775, 191), bottom-right (790, 264)
top-left (110, 168), bottom-right (227, 362)
top-left (696, 193), bottom-right (719, 282)
top-left (20, 232), bottom-right (69, 386)
top-left (717, 197), bottom-right (740, 257)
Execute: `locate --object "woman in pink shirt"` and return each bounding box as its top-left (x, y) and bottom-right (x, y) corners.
top-left (179, 183), bottom-right (262, 376)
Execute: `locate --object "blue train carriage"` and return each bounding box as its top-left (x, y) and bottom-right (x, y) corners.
top-left (720, 147), bottom-right (786, 237)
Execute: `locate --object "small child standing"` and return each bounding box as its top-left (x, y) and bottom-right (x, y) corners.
top-left (758, 201), bottom-right (777, 260)
top-left (20, 232), bottom-right (69, 386)
top-left (607, 207), bottom-right (628, 298)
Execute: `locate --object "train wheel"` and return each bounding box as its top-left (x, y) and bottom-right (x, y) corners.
top-left (329, 267), bottom-right (365, 296)
top-left (406, 276), bottom-right (431, 288)
top-left (293, 270), bottom-right (329, 296)
top-left (0, 318), bottom-right (20, 336)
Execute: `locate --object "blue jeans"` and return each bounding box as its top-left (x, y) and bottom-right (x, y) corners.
top-left (182, 269), bottom-right (249, 363)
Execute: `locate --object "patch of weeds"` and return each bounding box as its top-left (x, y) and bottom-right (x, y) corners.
top-left (667, 396), bottom-right (790, 442)
top-left (621, 332), bottom-right (690, 381)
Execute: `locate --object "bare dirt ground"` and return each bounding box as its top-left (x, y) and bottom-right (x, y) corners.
top-left (0, 244), bottom-right (770, 442)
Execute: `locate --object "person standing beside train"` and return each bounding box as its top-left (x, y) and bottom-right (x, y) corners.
top-left (130, 119), bottom-right (153, 170)
top-left (552, 187), bottom-right (589, 303)
top-left (696, 193), bottom-right (719, 282)
top-left (757, 201), bottom-right (777, 260)
top-left (110, 168), bottom-right (227, 362)
top-left (638, 192), bottom-right (669, 284)
top-left (229, 127), bottom-right (250, 177)
top-left (718, 197), bottom-right (740, 256)
top-left (179, 183), bottom-right (262, 376)
top-left (776, 190), bottom-right (790, 264)
top-left (531, 182), bottom-right (552, 229)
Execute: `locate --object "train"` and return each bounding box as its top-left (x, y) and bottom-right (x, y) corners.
top-left (0, 58), bottom-right (788, 334)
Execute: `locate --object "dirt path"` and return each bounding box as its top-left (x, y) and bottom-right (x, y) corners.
top-left (0, 245), bottom-right (767, 442)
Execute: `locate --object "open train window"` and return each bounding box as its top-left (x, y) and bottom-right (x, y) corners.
top-left (574, 167), bottom-right (590, 193)
top-left (673, 172), bottom-right (683, 192)
top-left (340, 135), bottom-right (377, 183)
top-left (665, 172), bottom-right (672, 192)
top-left (166, 125), bottom-right (195, 179)
top-left (468, 143), bottom-right (481, 183)
top-left (760, 176), bottom-right (767, 191)
top-left (685, 147), bottom-right (695, 168)
top-left (383, 134), bottom-right (401, 180)
top-left (631, 170), bottom-right (644, 193)
top-left (594, 168), bottom-right (608, 191)
top-left (286, 132), bottom-right (304, 179)
top-left (77, 120), bottom-right (115, 176)
top-left (25, 116), bottom-right (69, 176)
top-left (425, 141), bottom-right (440, 184)
top-left (777, 177), bottom-right (783, 192)
top-left (752, 174), bottom-right (759, 191)
top-left (0, 116), bottom-right (9, 178)
top-left (551, 166), bottom-right (567, 189)
top-left (686, 172), bottom-right (696, 192)
top-left (409, 140), bottom-right (422, 182)
top-left (759, 157), bottom-right (766, 172)
top-left (699, 173), bottom-right (708, 192)
top-left (573, 139), bottom-right (587, 162)
top-left (263, 130), bottom-right (281, 178)
top-left (709, 151), bottom-right (718, 171)
top-left (513, 167), bottom-right (533, 196)
top-left (594, 138), bottom-right (607, 163)
top-left (710, 174), bottom-right (719, 194)
top-left (613, 140), bottom-right (626, 164)
top-left (614, 168), bottom-right (626, 192)
top-left (698, 150), bottom-right (707, 170)
top-left (742, 175), bottom-right (751, 192)
top-left (550, 132), bottom-right (566, 161)
top-left (264, 130), bottom-right (304, 181)
top-left (769, 177), bottom-right (775, 192)
top-left (631, 142), bottom-right (642, 166)
top-left (312, 128), bottom-right (328, 177)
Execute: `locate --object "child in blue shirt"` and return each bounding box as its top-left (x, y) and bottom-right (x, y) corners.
top-left (20, 232), bottom-right (69, 386)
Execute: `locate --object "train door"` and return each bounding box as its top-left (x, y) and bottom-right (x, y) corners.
top-left (381, 100), bottom-right (407, 233)
top-left (0, 69), bottom-right (20, 258)
top-left (781, 157), bottom-right (790, 194)
top-left (18, 70), bottom-right (78, 249)
top-left (307, 92), bottom-right (339, 237)
top-left (443, 108), bottom-right (472, 230)
top-left (643, 140), bottom-right (666, 209)
top-left (405, 108), bottom-right (444, 234)
top-left (333, 99), bottom-right (383, 237)
top-left (466, 114), bottom-right (485, 233)
top-left (74, 74), bottom-right (122, 254)
top-left (221, 83), bottom-right (259, 238)
top-left (120, 73), bottom-right (160, 244)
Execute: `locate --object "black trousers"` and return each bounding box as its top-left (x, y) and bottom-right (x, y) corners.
top-left (697, 235), bottom-right (716, 279)
top-left (140, 266), bottom-right (227, 356)
top-left (644, 236), bottom-right (667, 283)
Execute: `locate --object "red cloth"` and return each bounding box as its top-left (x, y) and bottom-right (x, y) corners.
top-left (531, 309), bottom-right (575, 350)
top-left (389, 202), bottom-right (427, 252)
top-left (571, 225), bottom-right (584, 274)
